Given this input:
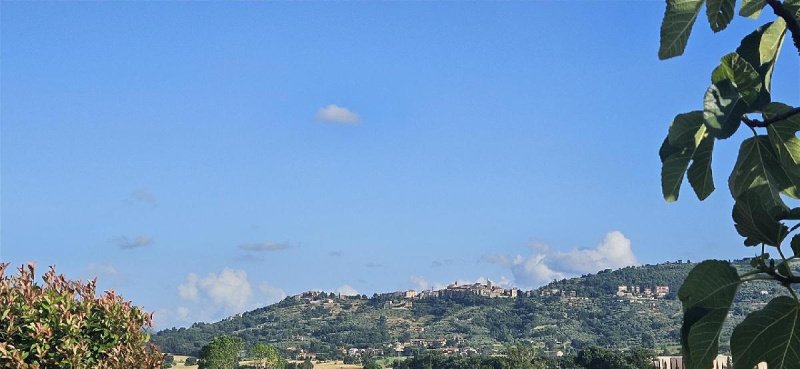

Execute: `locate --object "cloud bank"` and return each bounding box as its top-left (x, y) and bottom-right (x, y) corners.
top-left (169, 267), bottom-right (286, 328)
top-left (482, 231), bottom-right (638, 288)
top-left (316, 104), bottom-right (360, 124)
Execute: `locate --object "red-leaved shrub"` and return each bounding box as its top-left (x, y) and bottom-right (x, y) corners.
top-left (0, 263), bottom-right (163, 368)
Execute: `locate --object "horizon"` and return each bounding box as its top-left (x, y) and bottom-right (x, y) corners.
top-left (2, 2), bottom-right (799, 330)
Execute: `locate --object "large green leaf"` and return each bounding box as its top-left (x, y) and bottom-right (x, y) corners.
top-left (731, 296), bottom-right (800, 369)
top-left (662, 138), bottom-right (695, 202)
top-left (679, 261), bottom-right (740, 369)
top-left (662, 112), bottom-right (709, 201)
top-left (707, 0), bottom-right (735, 31)
top-left (659, 0), bottom-right (706, 59)
top-left (736, 19), bottom-right (787, 105)
top-left (732, 186), bottom-right (789, 246)
top-left (765, 103), bottom-right (800, 198)
top-left (729, 136), bottom-right (792, 211)
top-left (669, 111), bottom-right (706, 146)
top-left (739, 0), bottom-right (765, 18)
top-left (704, 80), bottom-right (746, 138)
top-left (688, 132), bottom-right (715, 200)
top-left (710, 53), bottom-right (762, 105)
top-left (765, 103), bottom-right (800, 166)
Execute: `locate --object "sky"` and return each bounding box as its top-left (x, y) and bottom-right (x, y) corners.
top-left (2, 2), bottom-right (799, 330)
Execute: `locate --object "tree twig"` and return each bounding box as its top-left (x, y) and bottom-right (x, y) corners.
top-left (742, 107), bottom-right (800, 127)
top-left (765, 0), bottom-right (800, 55)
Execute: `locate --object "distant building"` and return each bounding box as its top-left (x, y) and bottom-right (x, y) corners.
top-left (652, 355), bottom-right (764, 369)
top-left (440, 280), bottom-right (516, 298)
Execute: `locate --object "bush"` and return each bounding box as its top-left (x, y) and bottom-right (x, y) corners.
top-left (0, 263), bottom-right (163, 368)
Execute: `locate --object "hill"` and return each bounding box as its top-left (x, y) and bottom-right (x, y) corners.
top-left (152, 259), bottom-right (787, 359)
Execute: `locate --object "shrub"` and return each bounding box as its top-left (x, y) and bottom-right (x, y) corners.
top-left (0, 263), bottom-right (163, 368)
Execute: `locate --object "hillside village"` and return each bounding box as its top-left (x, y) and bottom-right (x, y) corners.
top-left (276, 278), bottom-right (679, 360)
top-left (153, 260), bottom-right (789, 364)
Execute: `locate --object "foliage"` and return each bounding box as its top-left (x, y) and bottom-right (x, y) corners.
top-left (0, 263), bottom-right (163, 369)
top-left (164, 354), bottom-right (176, 368)
top-left (199, 335), bottom-right (244, 369)
top-left (249, 343), bottom-right (286, 369)
top-left (153, 259), bottom-right (786, 357)
top-left (657, 1), bottom-right (800, 368)
top-left (572, 347), bottom-right (655, 369)
top-left (390, 347), bottom-right (652, 369)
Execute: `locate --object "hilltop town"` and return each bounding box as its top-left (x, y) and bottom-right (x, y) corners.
top-left (153, 259), bottom-right (791, 367)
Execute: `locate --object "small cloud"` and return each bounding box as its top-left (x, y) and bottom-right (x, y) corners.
top-left (128, 190), bottom-right (158, 207)
top-left (112, 234), bottom-right (153, 249)
top-left (239, 242), bottom-right (292, 252)
top-left (198, 268), bottom-right (253, 312)
top-left (176, 306), bottom-right (191, 320)
top-left (328, 251), bottom-right (344, 257)
top-left (258, 282), bottom-right (287, 304)
top-left (316, 104), bottom-right (360, 124)
top-left (177, 273), bottom-right (199, 301)
top-left (409, 276), bottom-right (447, 291)
top-left (336, 284), bottom-right (359, 296)
top-left (365, 262), bottom-right (383, 268)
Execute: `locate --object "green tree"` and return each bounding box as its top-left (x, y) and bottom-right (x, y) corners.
top-left (504, 343), bottom-right (546, 369)
top-left (363, 359), bottom-right (382, 369)
top-left (250, 343), bottom-right (285, 369)
top-left (163, 354), bottom-right (176, 368)
top-left (298, 358), bottom-right (314, 369)
top-left (199, 335), bottom-right (244, 369)
top-left (0, 263), bottom-right (163, 369)
top-left (657, 1), bottom-right (800, 368)
top-left (574, 347), bottom-right (653, 369)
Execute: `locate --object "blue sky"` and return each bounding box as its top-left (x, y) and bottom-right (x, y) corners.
top-left (2, 2), bottom-right (798, 329)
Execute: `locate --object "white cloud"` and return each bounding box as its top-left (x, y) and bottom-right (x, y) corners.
top-left (316, 104), bottom-right (360, 124)
top-left (258, 281), bottom-right (287, 304)
top-left (483, 231), bottom-right (638, 288)
top-left (199, 268), bottom-right (253, 312)
top-left (177, 273), bottom-right (199, 301)
top-left (410, 275), bottom-right (430, 291)
top-left (548, 231), bottom-right (637, 274)
top-left (112, 234), bottom-right (154, 249)
top-left (173, 268), bottom-right (286, 325)
top-left (336, 284), bottom-right (359, 296)
top-left (176, 306), bottom-right (191, 320)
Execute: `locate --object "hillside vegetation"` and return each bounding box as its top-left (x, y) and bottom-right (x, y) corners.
top-left (153, 260), bottom-right (786, 359)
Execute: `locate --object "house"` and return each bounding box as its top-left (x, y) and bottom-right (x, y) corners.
top-left (651, 355), bottom-right (764, 369)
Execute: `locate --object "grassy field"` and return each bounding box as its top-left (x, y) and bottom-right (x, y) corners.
top-left (168, 355), bottom-right (195, 369)
top-left (168, 355), bottom-right (363, 369)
